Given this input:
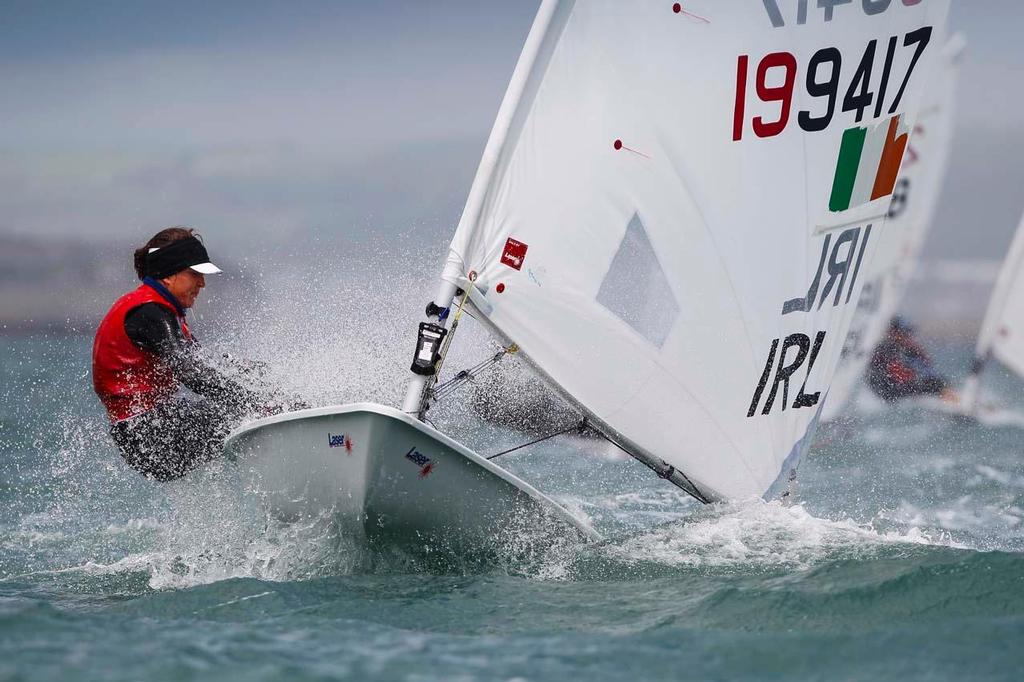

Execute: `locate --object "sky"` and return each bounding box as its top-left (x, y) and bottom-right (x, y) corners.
top-left (0, 1), bottom-right (1022, 259)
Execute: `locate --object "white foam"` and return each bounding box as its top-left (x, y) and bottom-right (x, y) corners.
top-left (974, 464), bottom-right (1024, 487)
top-left (599, 498), bottom-right (963, 570)
top-left (205, 590), bottom-right (276, 611)
top-left (102, 518), bottom-right (164, 535)
top-left (14, 507), bottom-right (352, 590)
top-left (885, 497), bottom-right (1023, 547)
top-left (0, 530), bottom-right (67, 549)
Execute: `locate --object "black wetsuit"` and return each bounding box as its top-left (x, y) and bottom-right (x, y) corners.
top-left (110, 302), bottom-right (268, 481)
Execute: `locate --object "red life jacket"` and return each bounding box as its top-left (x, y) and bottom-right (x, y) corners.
top-left (92, 284), bottom-right (192, 422)
top-left (886, 360), bottom-right (915, 385)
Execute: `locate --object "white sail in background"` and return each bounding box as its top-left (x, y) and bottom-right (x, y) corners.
top-left (440, 1), bottom-right (950, 501)
top-left (822, 34), bottom-right (962, 422)
top-left (964, 212), bottom-right (1024, 408)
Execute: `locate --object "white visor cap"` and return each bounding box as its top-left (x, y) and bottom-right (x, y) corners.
top-left (147, 245), bottom-right (223, 275)
top-left (189, 262), bottom-right (223, 275)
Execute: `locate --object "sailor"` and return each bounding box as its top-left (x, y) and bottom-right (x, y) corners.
top-left (92, 227), bottom-right (290, 481)
top-left (866, 317), bottom-right (956, 403)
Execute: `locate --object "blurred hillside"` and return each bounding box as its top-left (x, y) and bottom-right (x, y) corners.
top-left (0, 224), bottom-right (1003, 343)
top-left (0, 234), bottom-right (258, 333)
top-left (0, 136), bottom-right (478, 333)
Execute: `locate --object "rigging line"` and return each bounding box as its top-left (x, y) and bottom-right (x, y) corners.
top-left (431, 350), bottom-right (507, 398)
top-left (430, 370), bottom-right (491, 403)
top-left (431, 344), bottom-right (520, 403)
top-left (591, 428), bottom-right (710, 505)
top-left (433, 286), bottom-right (471, 378)
top-left (486, 418), bottom-right (588, 461)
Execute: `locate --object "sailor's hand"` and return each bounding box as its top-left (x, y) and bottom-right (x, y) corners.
top-left (258, 395), bottom-right (310, 415)
top-left (222, 354), bottom-right (269, 376)
top-left (258, 402), bottom-right (285, 417)
top-left (286, 396), bottom-right (312, 411)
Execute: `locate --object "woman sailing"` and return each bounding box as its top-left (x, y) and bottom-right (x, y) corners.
top-left (92, 227), bottom-right (298, 480)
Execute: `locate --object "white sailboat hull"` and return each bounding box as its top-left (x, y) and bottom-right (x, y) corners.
top-left (222, 403), bottom-right (600, 554)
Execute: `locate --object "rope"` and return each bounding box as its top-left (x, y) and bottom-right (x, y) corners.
top-left (486, 418), bottom-right (588, 460)
top-left (430, 344), bottom-right (518, 403)
top-left (431, 352), bottom-right (502, 401)
top-left (432, 286), bottom-right (471, 380)
top-left (480, 407), bottom-right (711, 505)
top-left (417, 285), bottom-right (472, 416)
top-left (592, 431), bottom-right (709, 504)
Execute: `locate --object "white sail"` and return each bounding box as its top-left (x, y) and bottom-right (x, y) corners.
top-left (966, 212), bottom-right (1024, 400)
top-left (822, 34), bottom-right (962, 421)
top-left (439, 0), bottom-right (950, 501)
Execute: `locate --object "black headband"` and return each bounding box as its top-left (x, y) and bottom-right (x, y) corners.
top-left (146, 236), bottom-right (212, 279)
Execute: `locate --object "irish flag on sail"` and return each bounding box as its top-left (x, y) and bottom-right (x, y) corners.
top-left (829, 115), bottom-right (910, 213)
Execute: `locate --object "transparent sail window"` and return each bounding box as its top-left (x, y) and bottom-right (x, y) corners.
top-left (596, 213), bottom-right (679, 347)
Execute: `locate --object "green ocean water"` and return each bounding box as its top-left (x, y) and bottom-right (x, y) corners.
top-left (2, 333), bottom-right (1024, 681)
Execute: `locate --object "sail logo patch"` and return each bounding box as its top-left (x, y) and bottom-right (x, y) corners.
top-left (829, 115), bottom-right (908, 212)
top-left (501, 237), bottom-right (528, 270)
top-left (404, 446), bottom-right (435, 478)
top-left (328, 433), bottom-right (353, 453)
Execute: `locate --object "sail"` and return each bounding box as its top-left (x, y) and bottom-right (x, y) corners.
top-left (971, 212), bottom-right (1024, 382)
top-left (441, 0), bottom-right (950, 501)
top-left (822, 34), bottom-right (962, 421)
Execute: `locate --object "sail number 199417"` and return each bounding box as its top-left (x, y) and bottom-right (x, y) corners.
top-left (762, 0), bottom-right (927, 28)
top-left (732, 27), bottom-right (931, 141)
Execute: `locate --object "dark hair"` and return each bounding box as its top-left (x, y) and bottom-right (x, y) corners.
top-left (133, 227), bottom-right (197, 279)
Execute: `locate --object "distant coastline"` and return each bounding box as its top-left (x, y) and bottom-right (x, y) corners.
top-left (0, 234), bottom-right (251, 334)
top-left (0, 233), bottom-right (998, 341)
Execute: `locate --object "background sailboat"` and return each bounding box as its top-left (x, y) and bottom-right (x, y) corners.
top-left (961, 211), bottom-right (1024, 416)
top-left (822, 34), bottom-right (964, 421)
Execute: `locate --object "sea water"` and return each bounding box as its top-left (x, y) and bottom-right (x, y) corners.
top-left (2, 322), bottom-right (1023, 681)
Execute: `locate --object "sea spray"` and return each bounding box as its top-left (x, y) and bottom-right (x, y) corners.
top-left (3, 266), bottom-right (1024, 681)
